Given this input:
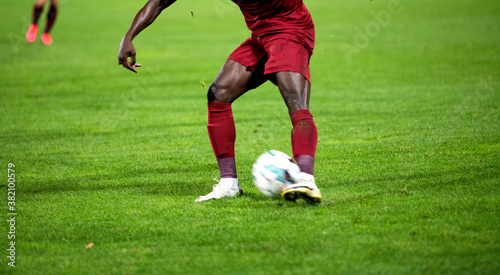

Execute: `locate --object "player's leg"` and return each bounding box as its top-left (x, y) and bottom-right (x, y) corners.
top-left (41, 0), bottom-right (59, 45)
top-left (276, 72), bottom-right (317, 174)
top-left (32, 0), bottom-right (46, 24)
top-left (26, 0), bottom-right (46, 43)
top-left (258, 27), bottom-right (321, 203)
top-left (276, 72), bottom-right (321, 204)
top-left (196, 59), bottom-right (267, 201)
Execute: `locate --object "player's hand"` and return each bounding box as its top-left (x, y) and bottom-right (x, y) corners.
top-left (118, 37), bottom-right (142, 73)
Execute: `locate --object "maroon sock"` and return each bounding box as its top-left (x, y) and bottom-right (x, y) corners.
top-left (217, 158), bottom-right (237, 178)
top-left (207, 102), bottom-right (237, 178)
top-left (44, 3), bottom-right (58, 33)
top-left (296, 155), bottom-right (315, 176)
top-left (32, 4), bottom-right (44, 25)
top-left (290, 110), bottom-right (318, 175)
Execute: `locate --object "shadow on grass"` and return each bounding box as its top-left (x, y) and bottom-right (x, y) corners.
top-left (17, 165), bottom-right (214, 196)
top-left (328, 163), bottom-right (500, 207)
top-left (334, 162), bottom-right (499, 189)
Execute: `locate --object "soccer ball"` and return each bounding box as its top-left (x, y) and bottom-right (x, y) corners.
top-left (252, 150), bottom-right (301, 197)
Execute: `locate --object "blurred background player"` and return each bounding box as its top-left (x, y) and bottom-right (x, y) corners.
top-left (25, 0), bottom-right (59, 45)
top-left (118, 0), bottom-right (322, 204)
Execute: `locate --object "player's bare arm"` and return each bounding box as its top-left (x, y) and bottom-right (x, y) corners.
top-left (118, 0), bottom-right (177, 73)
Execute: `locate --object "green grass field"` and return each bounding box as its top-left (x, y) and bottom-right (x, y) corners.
top-left (1, 0), bottom-right (499, 274)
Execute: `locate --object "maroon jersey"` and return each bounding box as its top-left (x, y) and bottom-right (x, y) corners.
top-left (232, 0), bottom-right (314, 36)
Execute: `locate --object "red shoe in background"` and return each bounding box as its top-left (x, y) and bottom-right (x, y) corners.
top-left (26, 24), bottom-right (38, 43)
top-left (41, 33), bottom-right (53, 45)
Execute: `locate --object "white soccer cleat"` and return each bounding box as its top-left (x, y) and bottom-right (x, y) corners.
top-left (195, 178), bottom-right (243, 202)
top-left (281, 173), bottom-right (322, 204)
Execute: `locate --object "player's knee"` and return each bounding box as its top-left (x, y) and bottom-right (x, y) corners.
top-left (207, 83), bottom-right (231, 103)
top-left (207, 84), bottom-right (217, 102)
top-left (35, 0), bottom-right (46, 6)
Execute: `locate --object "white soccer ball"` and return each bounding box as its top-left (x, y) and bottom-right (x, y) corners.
top-left (252, 150), bottom-right (301, 197)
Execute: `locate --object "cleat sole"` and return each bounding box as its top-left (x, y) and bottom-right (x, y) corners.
top-left (281, 187), bottom-right (322, 205)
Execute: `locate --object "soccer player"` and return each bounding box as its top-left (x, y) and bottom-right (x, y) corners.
top-left (118, 0), bottom-right (322, 204)
top-left (25, 0), bottom-right (59, 45)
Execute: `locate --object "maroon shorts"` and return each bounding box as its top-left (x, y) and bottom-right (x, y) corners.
top-left (228, 28), bottom-right (315, 83)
